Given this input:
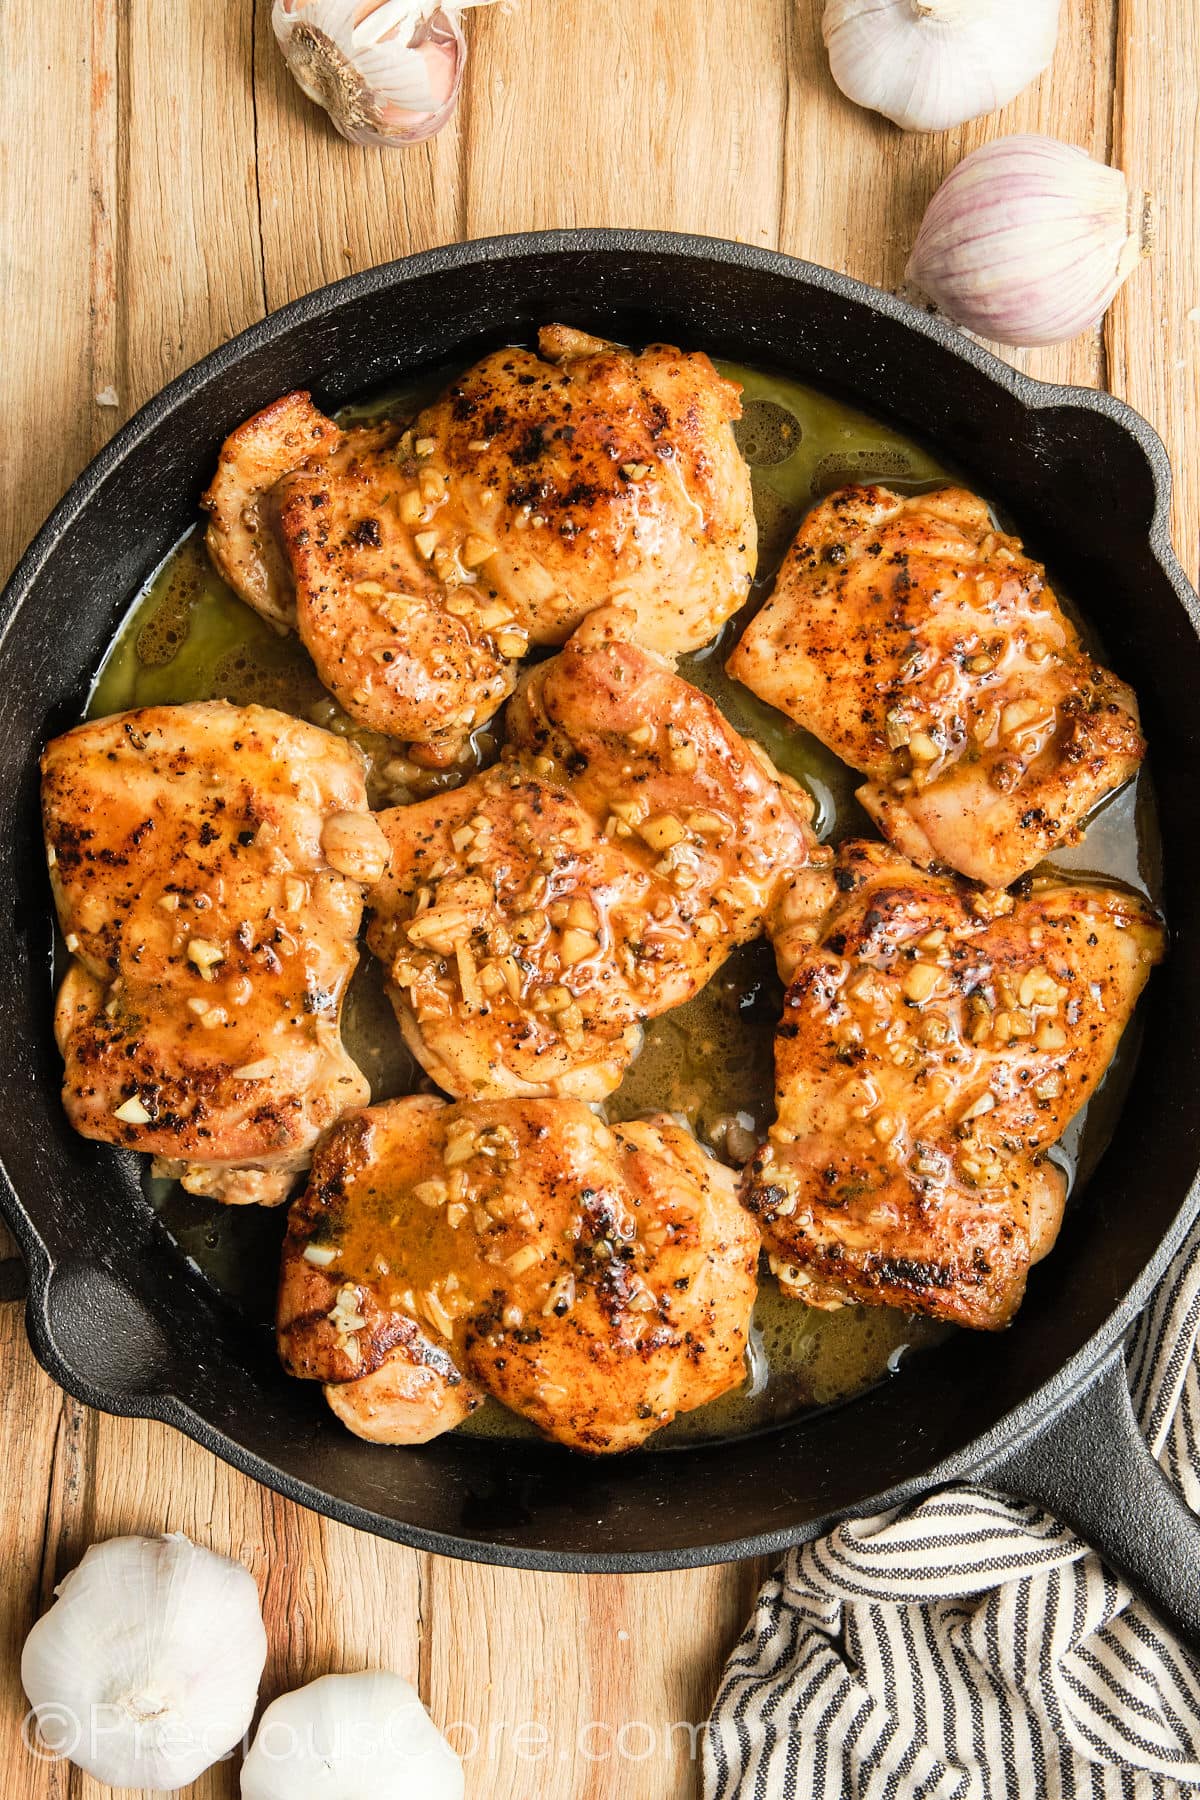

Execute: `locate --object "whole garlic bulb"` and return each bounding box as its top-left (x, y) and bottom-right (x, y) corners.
top-left (21, 1534), bottom-right (266, 1791)
top-left (906, 134), bottom-right (1153, 348)
top-left (823, 0), bottom-right (1062, 133)
top-left (240, 1670), bottom-right (464, 1799)
top-left (273, 0), bottom-right (500, 148)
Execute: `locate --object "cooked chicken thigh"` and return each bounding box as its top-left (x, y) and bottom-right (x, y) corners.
top-left (742, 839), bottom-right (1164, 1329)
top-left (506, 606), bottom-right (812, 916)
top-left (207, 400), bottom-right (517, 765)
top-left (369, 769), bottom-right (648, 1100)
top-left (727, 485), bottom-right (1145, 888)
top-left (277, 1095), bottom-right (760, 1452)
top-left (275, 418), bottom-right (520, 765)
top-left (410, 324), bottom-right (756, 655)
top-left (203, 391), bottom-right (341, 631)
top-left (203, 327), bottom-right (755, 764)
top-left (42, 702), bottom-right (386, 1205)
top-left (367, 608), bottom-right (822, 1101)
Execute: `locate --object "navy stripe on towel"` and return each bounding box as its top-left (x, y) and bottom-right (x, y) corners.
top-left (705, 1219), bottom-right (1200, 1800)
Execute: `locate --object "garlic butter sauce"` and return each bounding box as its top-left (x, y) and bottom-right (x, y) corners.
top-left (87, 357), bottom-right (1160, 1446)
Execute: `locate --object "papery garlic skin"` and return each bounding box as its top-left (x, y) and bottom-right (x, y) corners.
top-left (906, 134), bottom-right (1153, 347)
top-left (21, 1534), bottom-right (266, 1792)
top-left (240, 1670), bottom-right (465, 1800)
top-left (273, 0), bottom-right (499, 148)
top-left (823, 0), bottom-right (1061, 134)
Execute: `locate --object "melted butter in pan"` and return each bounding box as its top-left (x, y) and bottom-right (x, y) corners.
top-left (87, 358), bottom-right (1161, 1447)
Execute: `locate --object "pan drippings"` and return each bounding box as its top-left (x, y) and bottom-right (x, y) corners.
top-left (87, 358), bottom-right (1160, 1446)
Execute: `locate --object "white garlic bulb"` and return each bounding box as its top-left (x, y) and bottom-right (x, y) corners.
top-left (906, 134), bottom-right (1153, 348)
top-left (273, 0), bottom-right (501, 148)
top-left (21, 1534), bottom-right (266, 1792)
top-left (240, 1670), bottom-right (464, 1799)
top-left (823, 0), bottom-right (1062, 133)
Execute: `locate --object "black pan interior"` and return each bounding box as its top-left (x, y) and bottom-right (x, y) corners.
top-left (2, 233), bottom-right (1198, 1569)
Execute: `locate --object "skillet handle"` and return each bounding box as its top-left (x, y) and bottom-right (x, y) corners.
top-left (979, 1343), bottom-right (1200, 1655)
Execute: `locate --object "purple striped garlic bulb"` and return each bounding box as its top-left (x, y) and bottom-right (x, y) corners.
top-left (906, 135), bottom-right (1153, 348)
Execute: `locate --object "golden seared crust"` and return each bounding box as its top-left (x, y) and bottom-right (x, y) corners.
top-left (277, 1095), bottom-right (761, 1452)
top-left (277, 424), bottom-right (519, 766)
top-left (202, 391), bottom-right (342, 631)
top-left (368, 772), bottom-right (648, 1102)
top-left (507, 605), bottom-right (823, 942)
top-left (727, 484), bottom-right (1145, 888)
top-left (743, 839), bottom-right (1164, 1330)
top-left (410, 327), bottom-right (757, 656)
top-left (366, 607), bottom-right (823, 1102)
top-left (41, 701), bottom-right (377, 1203)
top-left (203, 329), bottom-right (755, 765)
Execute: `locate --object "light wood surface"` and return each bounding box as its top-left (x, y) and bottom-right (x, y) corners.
top-left (1, 3), bottom-right (1195, 1796)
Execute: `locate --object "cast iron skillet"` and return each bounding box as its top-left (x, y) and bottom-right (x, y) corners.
top-left (2, 231), bottom-right (1199, 1638)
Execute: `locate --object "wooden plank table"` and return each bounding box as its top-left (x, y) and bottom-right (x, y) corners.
top-left (1, 3), bottom-right (1196, 1794)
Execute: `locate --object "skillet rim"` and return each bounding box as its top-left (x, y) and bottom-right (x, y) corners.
top-left (2, 226), bottom-right (1198, 1573)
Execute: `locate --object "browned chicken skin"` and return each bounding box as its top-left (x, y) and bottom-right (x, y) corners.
top-left (727, 485), bottom-right (1145, 888)
top-left (366, 607), bottom-right (822, 1101)
top-left (277, 418), bottom-right (519, 764)
top-left (369, 770), bottom-right (648, 1100)
top-left (41, 702), bottom-right (387, 1205)
top-left (203, 392), bottom-right (341, 631)
top-left (743, 839), bottom-right (1164, 1329)
top-left (203, 327), bottom-right (756, 765)
top-left (277, 1095), bottom-right (761, 1452)
top-left (412, 325), bottom-right (756, 656)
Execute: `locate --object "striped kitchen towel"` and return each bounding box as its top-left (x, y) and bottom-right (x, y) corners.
top-left (705, 1220), bottom-right (1200, 1799)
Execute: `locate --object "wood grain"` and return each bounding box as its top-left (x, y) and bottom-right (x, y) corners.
top-left (783, 0), bottom-right (1117, 389)
top-left (3, 1), bottom-right (1196, 1796)
top-left (120, 1), bottom-right (265, 407)
top-left (251, 1), bottom-right (462, 303)
top-left (1109, 0), bottom-right (1200, 583)
top-left (460, 0), bottom-right (791, 245)
top-left (0, 0), bottom-right (94, 583)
